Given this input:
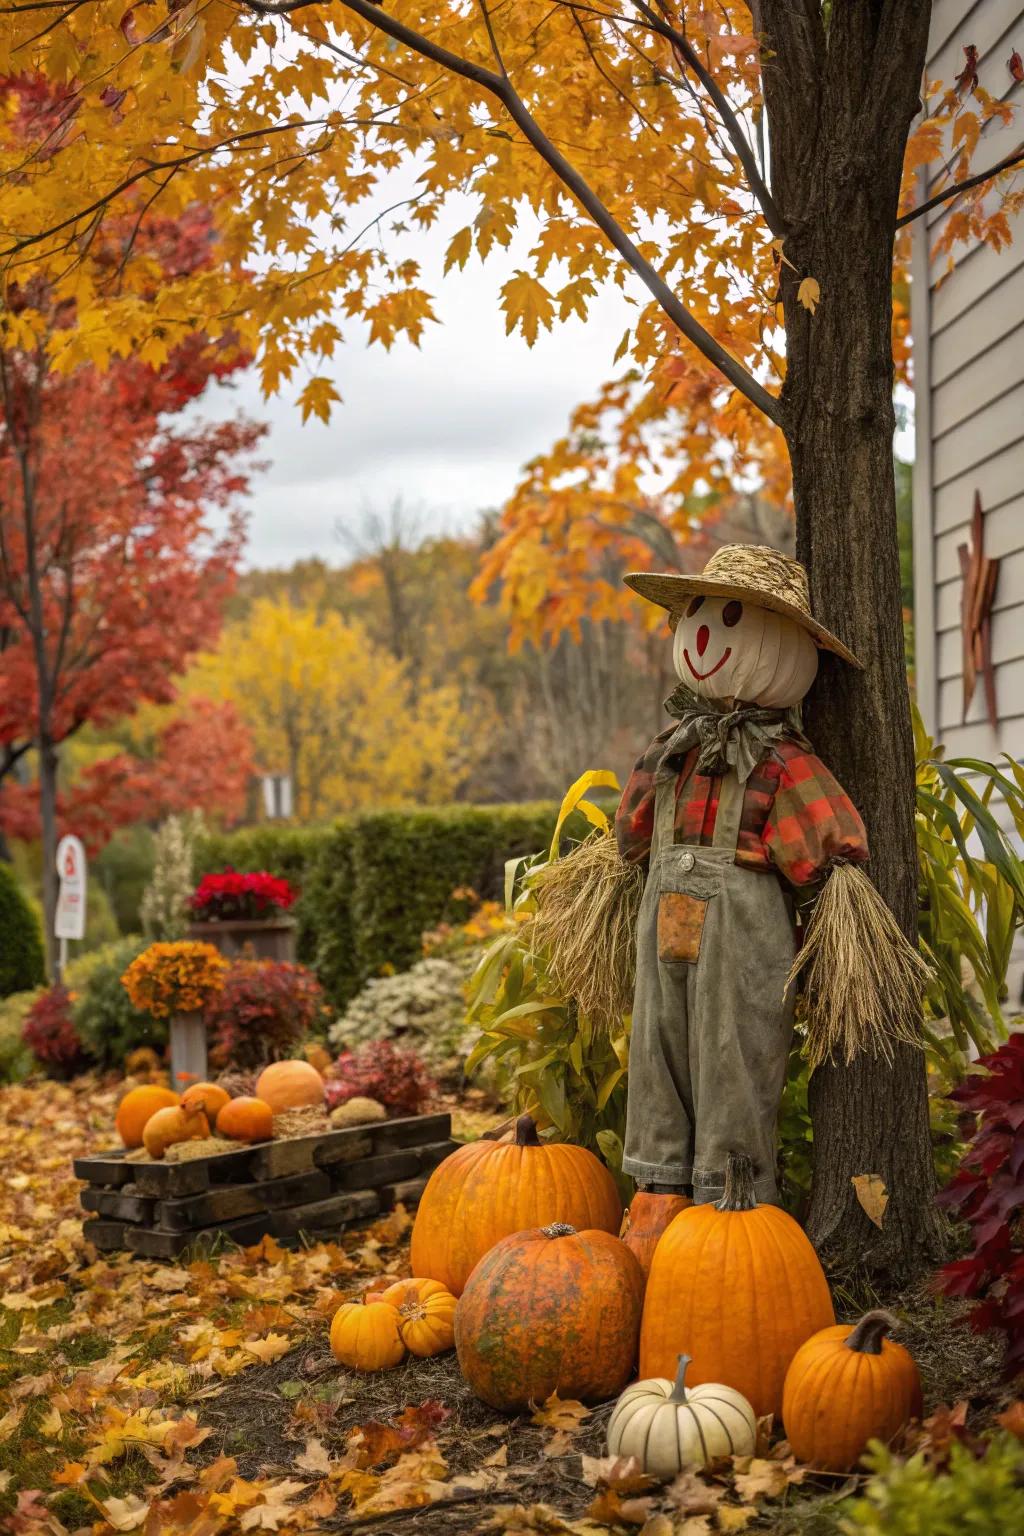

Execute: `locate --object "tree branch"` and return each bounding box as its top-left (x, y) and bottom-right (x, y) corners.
top-left (630, 0), bottom-right (786, 236)
top-left (243, 0), bottom-right (783, 423)
top-left (896, 145), bottom-right (1024, 228)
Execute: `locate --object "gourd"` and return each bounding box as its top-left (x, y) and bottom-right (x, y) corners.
top-left (115, 1085), bottom-right (180, 1149)
top-left (454, 1223), bottom-right (644, 1411)
top-left (376, 1278), bottom-right (457, 1358)
top-left (181, 1082), bottom-right (231, 1121)
top-left (607, 1354), bottom-right (757, 1477)
top-left (640, 1153), bottom-right (834, 1418)
top-left (329, 1301), bottom-right (405, 1371)
top-left (411, 1115), bottom-right (622, 1295)
top-left (330, 1096), bottom-right (387, 1128)
top-left (142, 1104), bottom-right (210, 1159)
top-left (621, 1192), bottom-right (691, 1282)
top-left (216, 1096), bottom-right (275, 1143)
top-left (255, 1059), bottom-right (325, 1113)
top-left (782, 1309), bottom-right (922, 1471)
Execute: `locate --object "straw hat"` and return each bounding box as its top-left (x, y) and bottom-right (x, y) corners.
top-left (624, 544), bottom-right (862, 668)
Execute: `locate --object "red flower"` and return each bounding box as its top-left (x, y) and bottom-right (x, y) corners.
top-left (190, 869), bottom-right (297, 921)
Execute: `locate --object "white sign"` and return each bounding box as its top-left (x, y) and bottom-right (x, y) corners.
top-left (55, 834), bottom-right (87, 941)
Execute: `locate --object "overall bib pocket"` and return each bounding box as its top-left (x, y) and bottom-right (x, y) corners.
top-left (656, 853), bottom-right (720, 966)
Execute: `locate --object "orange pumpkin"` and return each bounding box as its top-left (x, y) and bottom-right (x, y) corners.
top-left (455, 1223), bottom-right (645, 1410)
top-left (181, 1082), bottom-right (231, 1121)
top-left (376, 1278), bottom-right (457, 1358)
top-left (255, 1059), bottom-right (325, 1113)
top-left (621, 1192), bottom-right (691, 1281)
top-left (640, 1154), bottom-right (834, 1418)
top-left (115, 1085), bottom-right (180, 1149)
top-left (411, 1115), bottom-right (622, 1295)
top-left (329, 1301), bottom-right (405, 1371)
top-left (782, 1310), bottom-right (922, 1470)
top-left (304, 1042), bottom-right (332, 1074)
top-left (142, 1104), bottom-right (210, 1159)
top-left (216, 1096), bottom-right (274, 1143)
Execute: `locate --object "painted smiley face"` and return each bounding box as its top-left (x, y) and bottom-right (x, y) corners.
top-left (680, 596), bottom-right (744, 681)
top-left (672, 594), bottom-right (820, 707)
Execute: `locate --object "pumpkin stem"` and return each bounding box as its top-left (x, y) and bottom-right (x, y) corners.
top-left (845, 1309), bottom-right (899, 1355)
top-left (515, 1114), bottom-right (542, 1147)
top-left (668, 1353), bottom-right (692, 1404)
top-left (541, 1222), bottom-right (577, 1238)
top-left (715, 1153), bottom-right (758, 1212)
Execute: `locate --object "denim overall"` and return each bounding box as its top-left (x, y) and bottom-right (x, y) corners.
top-left (621, 764), bottom-right (796, 1205)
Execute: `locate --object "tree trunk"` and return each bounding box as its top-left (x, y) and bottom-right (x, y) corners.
top-left (759, 0), bottom-right (945, 1279)
top-left (38, 733), bottom-right (60, 979)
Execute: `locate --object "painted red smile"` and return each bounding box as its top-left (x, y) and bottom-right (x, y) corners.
top-left (684, 646), bottom-right (732, 681)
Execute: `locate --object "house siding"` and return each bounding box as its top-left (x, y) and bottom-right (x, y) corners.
top-left (912, 0), bottom-right (1024, 764)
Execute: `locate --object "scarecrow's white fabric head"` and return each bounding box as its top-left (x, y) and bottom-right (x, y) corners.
top-left (671, 593), bottom-right (819, 708)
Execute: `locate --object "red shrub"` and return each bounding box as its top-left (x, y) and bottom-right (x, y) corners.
top-left (204, 959), bottom-right (328, 1071)
top-left (325, 1040), bottom-right (437, 1117)
top-left (22, 986), bottom-right (92, 1078)
top-left (190, 869), bottom-right (297, 921)
top-left (937, 1034), bottom-right (1024, 1377)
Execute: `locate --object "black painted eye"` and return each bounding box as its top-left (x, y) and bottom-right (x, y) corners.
top-left (686, 596), bottom-right (704, 617)
top-left (722, 600), bottom-right (744, 627)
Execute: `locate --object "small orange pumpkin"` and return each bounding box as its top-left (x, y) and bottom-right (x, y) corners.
top-left (640, 1153), bottom-right (834, 1418)
top-left (181, 1082), bottom-right (231, 1121)
top-left (411, 1114), bottom-right (622, 1295)
top-left (455, 1223), bottom-right (645, 1410)
top-left (216, 1096), bottom-right (275, 1143)
top-left (782, 1310), bottom-right (922, 1471)
top-left (376, 1278), bottom-right (457, 1358)
top-left (142, 1104), bottom-right (210, 1159)
top-left (621, 1192), bottom-right (692, 1281)
top-left (329, 1301), bottom-right (405, 1371)
top-left (115, 1085), bottom-right (180, 1149)
top-left (255, 1059), bottom-right (325, 1113)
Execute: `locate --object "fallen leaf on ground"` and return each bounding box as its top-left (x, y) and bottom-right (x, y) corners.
top-left (667, 1469), bottom-right (724, 1516)
top-left (295, 1437), bottom-right (332, 1474)
top-left (531, 1391), bottom-right (591, 1431)
top-left (997, 1401), bottom-right (1024, 1442)
top-left (731, 1456), bottom-right (790, 1501)
top-left (580, 1454), bottom-right (652, 1492)
top-left (717, 1506), bottom-right (757, 1530)
top-left (587, 1487), bottom-right (655, 1526)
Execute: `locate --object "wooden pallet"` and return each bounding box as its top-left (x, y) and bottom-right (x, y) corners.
top-left (75, 1112), bottom-right (454, 1259)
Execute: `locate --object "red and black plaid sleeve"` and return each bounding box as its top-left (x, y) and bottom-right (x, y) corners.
top-left (762, 743), bottom-right (869, 888)
top-left (614, 726), bottom-right (676, 866)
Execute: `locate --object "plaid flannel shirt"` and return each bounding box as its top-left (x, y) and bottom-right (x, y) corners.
top-left (615, 729), bottom-right (869, 892)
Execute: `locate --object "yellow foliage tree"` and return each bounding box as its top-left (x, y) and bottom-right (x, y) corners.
top-left (189, 599), bottom-right (481, 819)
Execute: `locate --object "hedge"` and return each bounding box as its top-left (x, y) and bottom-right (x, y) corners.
top-left (196, 803), bottom-right (556, 1005)
top-left (0, 862), bottom-right (46, 998)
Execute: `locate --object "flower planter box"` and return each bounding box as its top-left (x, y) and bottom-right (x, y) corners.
top-left (74, 1111), bottom-right (455, 1260)
top-left (187, 917), bottom-right (296, 964)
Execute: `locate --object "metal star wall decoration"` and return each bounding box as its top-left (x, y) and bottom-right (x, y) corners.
top-left (958, 491), bottom-right (1000, 727)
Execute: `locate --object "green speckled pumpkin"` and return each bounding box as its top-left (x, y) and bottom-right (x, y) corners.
top-left (453, 1223), bottom-right (645, 1411)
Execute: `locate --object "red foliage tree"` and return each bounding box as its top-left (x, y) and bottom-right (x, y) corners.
top-left (0, 137), bottom-right (264, 963)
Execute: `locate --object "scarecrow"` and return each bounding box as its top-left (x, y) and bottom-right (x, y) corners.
top-left (533, 544), bottom-right (925, 1208)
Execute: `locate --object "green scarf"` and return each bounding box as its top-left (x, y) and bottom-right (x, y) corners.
top-left (659, 684), bottom-right (811, 784)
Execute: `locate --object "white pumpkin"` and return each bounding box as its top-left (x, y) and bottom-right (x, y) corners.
top-left (607, 1353), bottom-right (756, 1477)
top-left (672, 594), bottom-right (818, 708)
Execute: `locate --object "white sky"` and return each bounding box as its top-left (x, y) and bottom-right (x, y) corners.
top-left (196, 195), bottom-right (640, 568)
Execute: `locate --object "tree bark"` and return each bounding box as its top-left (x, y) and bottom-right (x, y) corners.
top-left (37, 733), bottom-right (60, 979)
top-left (759, 0), bottom-right (945, 1279)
